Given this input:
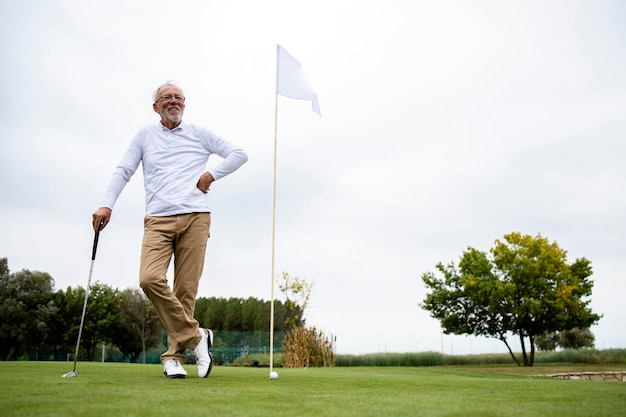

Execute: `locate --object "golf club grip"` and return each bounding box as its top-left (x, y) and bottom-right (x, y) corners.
top-left (91, 219), bottom-right (104, 260)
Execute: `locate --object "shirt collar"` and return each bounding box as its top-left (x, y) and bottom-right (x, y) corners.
top-left (160, 120), bottom-right (186, 132)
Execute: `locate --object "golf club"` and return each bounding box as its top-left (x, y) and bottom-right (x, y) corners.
top-left (62, 218), bottom-right (104, 378)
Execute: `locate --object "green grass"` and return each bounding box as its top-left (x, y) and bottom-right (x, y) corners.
top-left (336, 349), bottom-right (626, 367)
top-left (0, 362), bottom-right (624, 417)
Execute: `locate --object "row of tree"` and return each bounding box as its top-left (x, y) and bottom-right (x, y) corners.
top-left (5, 231), bottom-right (597, 367)
top-left (0, 258), bottom-right (302, 362)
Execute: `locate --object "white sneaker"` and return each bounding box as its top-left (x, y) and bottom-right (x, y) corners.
top-left (192, 328), bottom-right (214, 378)
top-left (163, 359), bottom-right (187, 379)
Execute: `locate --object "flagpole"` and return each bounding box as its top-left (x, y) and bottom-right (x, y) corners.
top-left (269, 45), bottom-right (280, 377)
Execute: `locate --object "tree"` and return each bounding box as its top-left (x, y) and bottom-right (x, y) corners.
top-left (194, 296), bottom-right (301, 332)
top-left (61, 282), bottom-right (122, 361)
top-left (559, 327), bottom-right (596, 349)
top-left (537, 327), bottom-right (595, 351)
top-left (46, 288), bottom-right (75, 359)
top-left (0, 259), bottom-right (57, 360)
top-left (0, 258), bottom-right (8, 276)
top-left (558, 327), bottom-right (595, 349)
top-left (535, 331), bottom-right (559, 351)
top-left (113, 288), bottom-right (162, 363)
top-left (421, 232), bottom-right (601, 366)
top-left (278, 271), bottom-right (311, 328)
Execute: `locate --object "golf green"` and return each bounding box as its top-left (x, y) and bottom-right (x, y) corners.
top-left (0, 362), bottom-right (624, 417)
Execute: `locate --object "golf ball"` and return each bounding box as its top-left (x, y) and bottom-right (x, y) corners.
top-left (270, 371), bottom-right (278, 380)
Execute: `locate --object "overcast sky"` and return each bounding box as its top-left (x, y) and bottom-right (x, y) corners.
top-left (1, 0), bottom-right (625, 354)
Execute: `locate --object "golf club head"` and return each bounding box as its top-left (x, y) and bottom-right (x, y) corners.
top-left (62, 370), bottom-right (79, 378)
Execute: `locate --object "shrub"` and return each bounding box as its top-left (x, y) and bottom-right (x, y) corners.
top-left (334, 349), bottom-right (626, 367)
top-left (283, 326), bottom-right (336, 367)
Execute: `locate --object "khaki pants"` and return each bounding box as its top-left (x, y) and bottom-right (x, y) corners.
top-left (139, 212), bottom-right (211, 364)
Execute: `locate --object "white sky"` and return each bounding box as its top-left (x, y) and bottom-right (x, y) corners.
top-left (1, 0), bottom-right (625, 354)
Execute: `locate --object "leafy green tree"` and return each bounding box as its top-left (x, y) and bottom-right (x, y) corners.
top-left (195, 297), bottom-right (227, 330)
top-left (558, 327), bottom-right (595, 350)
top-left (421, 232), bottom-right (601, 366)
top-left (61, 282), bottom-right (122, 361)
top-left (240, 297), bottom-right (262, 331)
top-left (535, 331), bottom-right (560, 351)
top-left (56, 285), bottom-right (89, 359)
top-left (0, 259), bottom-right (57, 360)
top-left (224, 297), bottom-right (244, 331)
top-left (46, 288), bottom-right (75, 359)
top-left (0, 258), bottom-right (8, 277)
top-left (113, 288), bottom-right (162, 363)
top-left (536, 327), bottom-right (595, 351)
top-left (278, 271), bottom-right (310, 328)
top-left (194, 296), bottom-right (301, 332)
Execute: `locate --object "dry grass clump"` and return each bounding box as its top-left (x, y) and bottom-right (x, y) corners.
top-left (283, 326), bottom-right (336, 367)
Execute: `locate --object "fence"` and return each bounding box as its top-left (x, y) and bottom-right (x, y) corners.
top-left (28, 331), bottom-right (288, 364)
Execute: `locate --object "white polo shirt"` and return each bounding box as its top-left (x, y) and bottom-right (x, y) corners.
top-left (102, 121), bottom-right (248, 216)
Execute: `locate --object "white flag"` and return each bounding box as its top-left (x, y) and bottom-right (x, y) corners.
top-left (276, 44), bottom-right (321, 116)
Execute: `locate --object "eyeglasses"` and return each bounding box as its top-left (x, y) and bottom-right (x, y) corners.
top-left (155, 94), bottom-right (185, 103)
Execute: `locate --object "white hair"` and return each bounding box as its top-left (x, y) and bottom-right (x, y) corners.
top-left (152, 80), bottom-right (185, 103)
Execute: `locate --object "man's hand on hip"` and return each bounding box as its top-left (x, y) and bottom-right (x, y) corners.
top-left (197, 171), bottom-right (215, 194)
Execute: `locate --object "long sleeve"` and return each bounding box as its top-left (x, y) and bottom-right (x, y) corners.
top-left (101, 135), bottom-right (142, 209)
top-left (100, 122), bottom-right (247, 216)
top-left (206, 136), bottom-right (248, 181)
